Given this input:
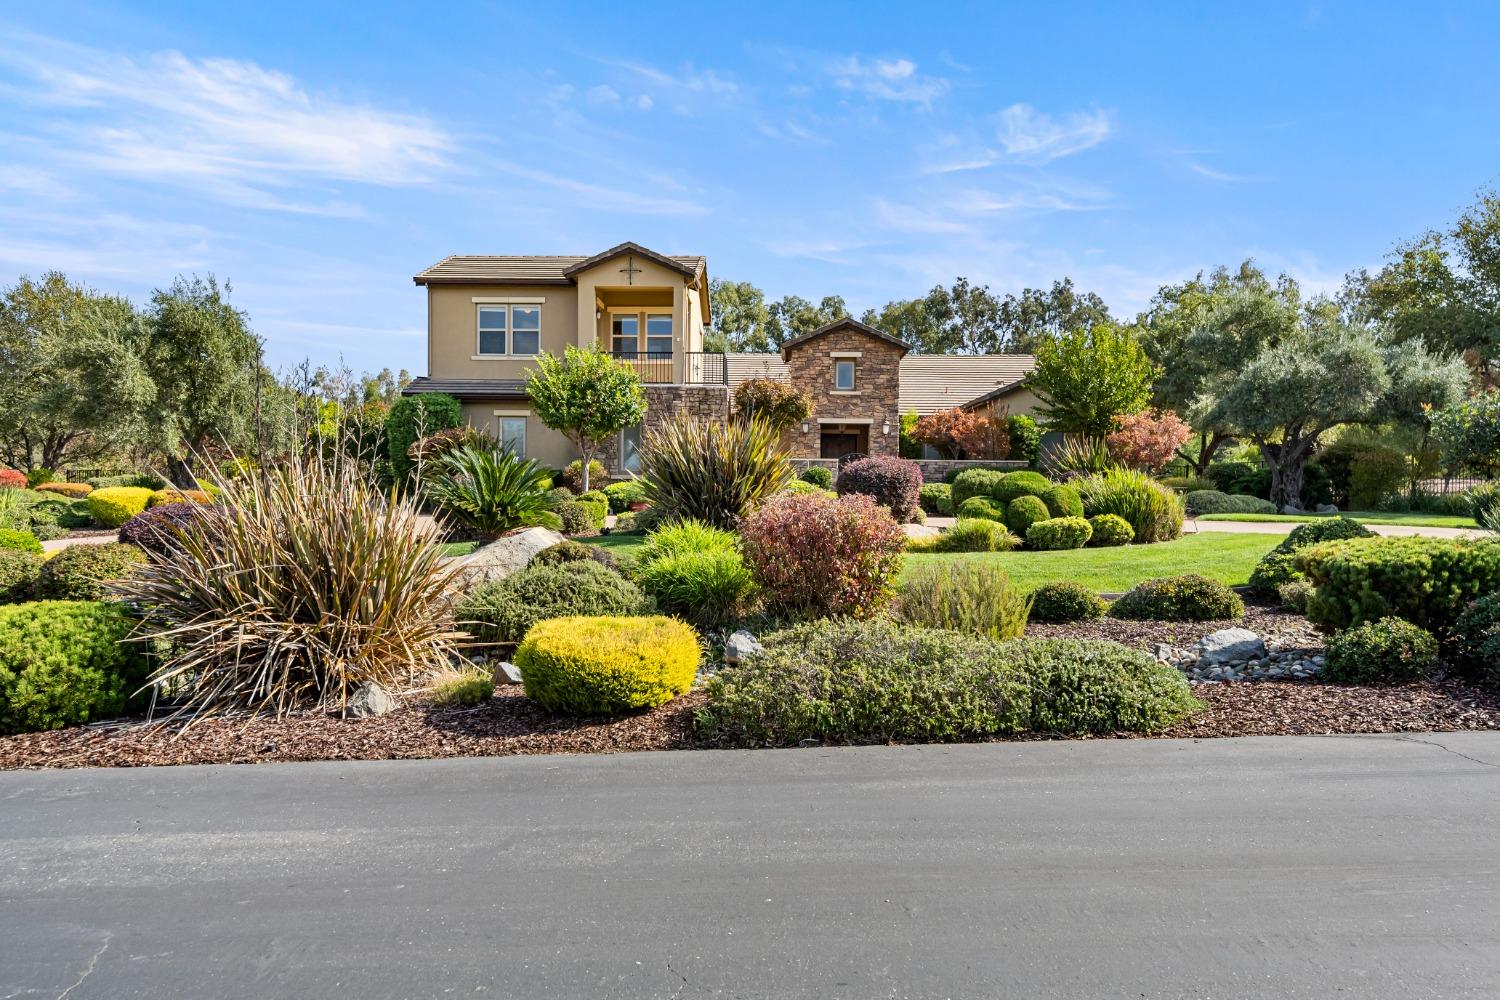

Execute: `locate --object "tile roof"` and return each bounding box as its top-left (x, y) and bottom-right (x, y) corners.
top-left (413, 247), bottom-right (707, 286)
top-left (402, 377), bottom-right (529, 400)
top-left (724, 352), bottom-right (1036, 415)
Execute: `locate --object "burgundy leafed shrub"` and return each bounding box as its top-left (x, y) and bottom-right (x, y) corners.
top-left (835, 455), bottom-right (923, 523)
top-left (740, 491), bottom-right (906, 620)
top-left (119, 502), bottom-right (215, 558)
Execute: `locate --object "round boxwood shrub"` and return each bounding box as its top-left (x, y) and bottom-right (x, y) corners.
top-left (1451, 593), bottom-right (1500, 682)
top-left (799, 466), bottom-right (834, 490)
top-left (696, 619), bottom-right (1197, 746)
top-left (995, 470), bottom-right (1053, 503)
top-left (1086, 513), bottom-right (1134, 547)
top-left (1029, 580), bottom-right (1108, 622)
top-left (602, 479), bottom-right (647, 513)
top-left (555, 500), bottom-right (596, 536)
top-left (1041, 484), bottom-right (1083, 518)
top-left (33, 542), bottom-right (147, 601)
top-left (0, 550), bottom-right (42, 604)
top-left (1026, 516), bottom-right (1092, 551)
top-left (1005, 494), bottom-right (1051, 536)
top-left (515, 615), bottom-right (700, 715)
top-left (0, 600), bottom-right (149, 733)
top-left (1184, 489), bottom-right (1236, 516)
top-left (575, 490), bottom-right (609, 527)
top-left (957, 496), bottom-right (1006, 522)
top-left (1110, 574), bottom-right (1245, 622)
top-left (1323, 617), bottom-right (1437, 685)
top-left (919, 482), bottom-right (953, 516)
top-left (529, 539), bottom-right (621, 573)
top-left (951, 468), bottom-right (1005, 510)
top-left (1299, 535), bottom-right (1500, 636)
top-left (455, 561), bottom-right (653, 647)
top-left (0, 528), bottom-right (41, 555)
top-left (935, 518), bottom-right (1018, 553)
top-left (836, 455), bottom-right (923, 523)
top-left (85, 486), bottom-right (155, 528)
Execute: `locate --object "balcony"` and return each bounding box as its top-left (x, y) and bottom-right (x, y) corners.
top-left (610, 351), bottom-right (727, 385)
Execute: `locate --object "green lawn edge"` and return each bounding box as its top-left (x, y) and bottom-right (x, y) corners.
top-left (1196, 511), bottom-right (1476, 529)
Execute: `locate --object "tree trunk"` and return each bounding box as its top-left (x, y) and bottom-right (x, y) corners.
top-left (1181, 430), bottom-right (1232, 477)
top-left (166, 454), bottom-right (197, 490)
top-left (1261, 435), bottom-right (1315, 511)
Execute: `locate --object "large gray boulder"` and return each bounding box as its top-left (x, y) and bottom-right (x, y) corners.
top-left (347, 681), bottom-right (397, 718)
top-left (453, 526), bottom-right (567, 588)
top-left (1194, 628), bottom-right (1265, 665)
top-left (725, 629), bottom-right (763, 665)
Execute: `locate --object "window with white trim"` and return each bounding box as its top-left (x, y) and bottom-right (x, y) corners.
top-left (499, 416), bottom-right (526, 457)
top-left (621, 423), bottom-right (643, 474)
top-left (834, 360), bottom-right (855, 390)
top-left (476, 304), bottom-right (541, 357)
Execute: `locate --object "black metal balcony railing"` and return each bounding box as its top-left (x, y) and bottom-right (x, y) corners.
top-left (610, 351), bottom-right (727, 385)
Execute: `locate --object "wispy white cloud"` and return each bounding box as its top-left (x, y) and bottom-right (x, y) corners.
top-left (609, 60), bottom-right (739, 114)
top-left (997, 103), bottom-right (1113, 162)
top-left (827, 56), bottom-right (949, 107)
top-left (484, 160), bottom-right (707, 216)
top-left (1185, 160), bottom-right (1266, 183)
top-left (0, 34), bottom-right (454, 199)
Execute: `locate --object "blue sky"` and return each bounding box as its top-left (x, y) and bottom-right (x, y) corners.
top-left (2, 1), bottom-right (1497, 371)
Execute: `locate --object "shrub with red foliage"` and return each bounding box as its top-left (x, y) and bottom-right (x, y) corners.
top-left (0, 469), bottom-right (23, 490)
top-left (912, 407), bottom-right (1009, 459)
top-left (119, 502), bottom-right (219, 558)
top-left (1106, 409), bottom-right (1192, 472)
top-left (740, 491), bottom-right (906, 620)
top-left (835, 455), bottom-right (923, 523)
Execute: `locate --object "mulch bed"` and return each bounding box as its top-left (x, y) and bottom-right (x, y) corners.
top-left (4, 598), bottom-right (1499, 769)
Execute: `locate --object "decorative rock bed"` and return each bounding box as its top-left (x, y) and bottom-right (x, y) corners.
top-left (1152, 627), bottom-right (1325, 683)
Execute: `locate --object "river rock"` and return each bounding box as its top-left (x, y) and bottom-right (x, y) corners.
top-left (347, 681), bottom-right (397, 718)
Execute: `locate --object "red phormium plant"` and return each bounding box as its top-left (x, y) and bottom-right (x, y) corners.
top-left (740, 490), bottom-right (906, 620)
top-left (1105, 409), bottom-right (1192, 472)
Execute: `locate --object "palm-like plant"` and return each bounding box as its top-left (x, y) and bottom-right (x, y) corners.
top-left (424, 444), bottom-right (559, 537)
top-left (640, 414), bottom-right (792, 529)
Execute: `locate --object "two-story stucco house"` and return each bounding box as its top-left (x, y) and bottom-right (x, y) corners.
top-left (403, 241), bottom-right (1039, 476)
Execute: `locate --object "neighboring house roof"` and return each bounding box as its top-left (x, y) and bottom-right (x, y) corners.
top-left (724, 351), bottom-right (1037, 416)
top-left (402, 377), bottom-right (529, 400)
top-left (902, 355), bottom-right (1035, 415)
top-left (413, 245), bottom-right (707, 286)
top-left (960, 374), bottom-right (1037, 412)
top-left (778, 318), bottom-right (913, 361)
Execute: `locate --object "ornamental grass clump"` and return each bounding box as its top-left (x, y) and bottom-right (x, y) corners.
top-left (113, 446), bottom-right (466, 723)
top-left (740, 491), bottom-right (906, 620)
top-left (640, 414), bottom-right (792, 529)
top-left (893, 562), bottom-right (1031, 640)
top-left (1076, 468), bottom-right (1184, 544)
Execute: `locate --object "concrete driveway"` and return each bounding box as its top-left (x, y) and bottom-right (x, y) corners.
top-left (3, 733), bottom-right (1498, 998)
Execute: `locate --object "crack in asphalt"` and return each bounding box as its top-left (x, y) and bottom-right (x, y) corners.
top-left (1384, 734), bottom-right (1500, 770)
top-left (57, 932), bottom-right (111, 1000)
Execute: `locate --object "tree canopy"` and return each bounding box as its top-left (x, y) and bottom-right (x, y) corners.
top-left (1028, 324), bottom-right (1156, 438)
top-left (526, 344), bottom-right (646, 491)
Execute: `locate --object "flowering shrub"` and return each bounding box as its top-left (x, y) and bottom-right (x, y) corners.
top-left (0, 469), bottom-right (24, 490)
top-left (1105, 409), bottom-right (1192, 472)
top-left (740, 491), bottom-right (906, 619)
top-left (835, 455), bottom-right (923, 523)
top-left (912, 407), bottom-right (1008, 459)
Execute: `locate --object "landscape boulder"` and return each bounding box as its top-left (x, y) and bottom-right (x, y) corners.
top-left (725, 629), bottom-right (763, 665)
top-left (453, 527), bottom-right (568, 588)
top-left (347, 682), bottom-right (397, 718)
top-left (492, 661), bottom-right (524, 686)
top-left (1195, 628), bottom-right (1266, 665)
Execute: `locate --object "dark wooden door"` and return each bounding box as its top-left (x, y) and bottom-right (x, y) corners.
top-left (820, 431), bottom-right (863, 458)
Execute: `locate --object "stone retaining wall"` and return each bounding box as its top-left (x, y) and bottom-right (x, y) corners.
top-left (790, 457), bottom-right (1027, 483)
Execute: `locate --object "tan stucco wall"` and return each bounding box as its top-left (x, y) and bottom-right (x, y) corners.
top-left (458, 401), bottom-right (578, 472)
top-left (429, 284), bottom-right (579, 381)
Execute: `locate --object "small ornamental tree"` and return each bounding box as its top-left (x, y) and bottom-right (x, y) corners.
top-left (733, 378), bottom-right (812, 432)
top-left (913, 407), bottom-right (1007, 459)
top-left (1029, 324), bottom-right (1156, 439)
top-left (1105, 409), bottom-right (1193, 472)
top-left (526, 345), bottom-right (647, 492)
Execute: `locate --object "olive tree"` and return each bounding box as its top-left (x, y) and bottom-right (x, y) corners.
top-left (526, 344), bottom-right (646, 491)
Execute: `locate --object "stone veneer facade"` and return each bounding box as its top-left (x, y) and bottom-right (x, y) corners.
top-left (600, 383), bottom-right (730, 477)
top-left (781, 323), bottom-right (905, 459)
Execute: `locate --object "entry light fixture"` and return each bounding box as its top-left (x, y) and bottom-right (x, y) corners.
top-left (801, 420), bottom-right (810, 434)
top-left (882, 418), bottom-right (891, 435)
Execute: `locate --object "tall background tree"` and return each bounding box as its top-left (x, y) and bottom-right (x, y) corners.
top-left (1027, 324), bottom-right (1156, 438)
top-left (139, 275), bottom-right (262, 486)
top-left (0, 272), bottom-right (155, 472)
top-left (705, 279), bottom-right (771, 353)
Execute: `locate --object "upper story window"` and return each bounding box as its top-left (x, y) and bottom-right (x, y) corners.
top-left (645, 314), bottom-right (673, 356)
top-left (834, 360), bottom-right (856, 391)
top-left (476, 304), bottom-right (541, 357)
top-left (611, 312), bottom-right (674, 358)
top-left (611, 314), bottom-right (640, 358)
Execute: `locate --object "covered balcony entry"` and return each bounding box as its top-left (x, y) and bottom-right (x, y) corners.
top-left (601, 287), bottom-right (676, 383)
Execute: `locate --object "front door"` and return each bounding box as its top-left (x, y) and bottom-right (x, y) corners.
top-left (820, 428), bottom-right (866, 459)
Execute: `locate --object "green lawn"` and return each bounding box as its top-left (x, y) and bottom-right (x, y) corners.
top-left (1197, 511), bottom-right (1476, 529)
top-left (906, 532), bottom-right (1278, 593)
top-left (588, 530), bottom-right (1277, 595)
top-left (440, 540), bottom-right (481, 557)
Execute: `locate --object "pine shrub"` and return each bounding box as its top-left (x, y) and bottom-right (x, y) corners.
top-left (919, 482), bottom-right (953, 516)
top-left (0, 600), bottom-right (149, 733)
top-left (1299, 536), bottom-right (1500, 636)
top-left (1323, 617), bottom-right (1437, 684)
top-left (950, 468), bottom-right (1005, 509)
top-left (957, 496), bottom-right (1006, 522)
top-left (515, 615), bottom-right (700, 715)
top-left (1111, 574), bottom-right (1244, 622)
top-left (34, 543), bottom-right (146, 601)
top-left (0, 550), bottom-right (42, 604)
top-left (1029, 581), bottom-right (1108, 622)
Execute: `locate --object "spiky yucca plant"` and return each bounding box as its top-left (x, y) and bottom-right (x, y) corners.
top-left (423, 444), bottom-right (559, 537)
top-left (639, 414), bottom-right (792, 530)
top-left (113, 445), bottom-right (465, 724)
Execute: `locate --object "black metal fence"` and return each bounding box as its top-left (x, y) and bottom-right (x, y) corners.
top-left (609, 351), bottom-right (727, 385)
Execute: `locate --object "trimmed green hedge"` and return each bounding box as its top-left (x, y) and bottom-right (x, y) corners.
top-left (516, 615), bottom-right (700, 715)
top-left (1299, 536), bottom-right (1500, 636)
top-left (0, 600), bottom-right (149, 733)
top-left (1026, 516), bottom-right (1092, 550)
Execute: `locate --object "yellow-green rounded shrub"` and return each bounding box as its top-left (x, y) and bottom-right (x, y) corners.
top-left (86, 487), bottom-right (154, 528)
top-left (515, 615), bottom-right (700, 716)
top-left (147, 488), bottom-right (214, 508)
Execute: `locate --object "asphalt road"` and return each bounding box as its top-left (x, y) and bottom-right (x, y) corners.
top-left (3, 734), bottom-right (1499, 999)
